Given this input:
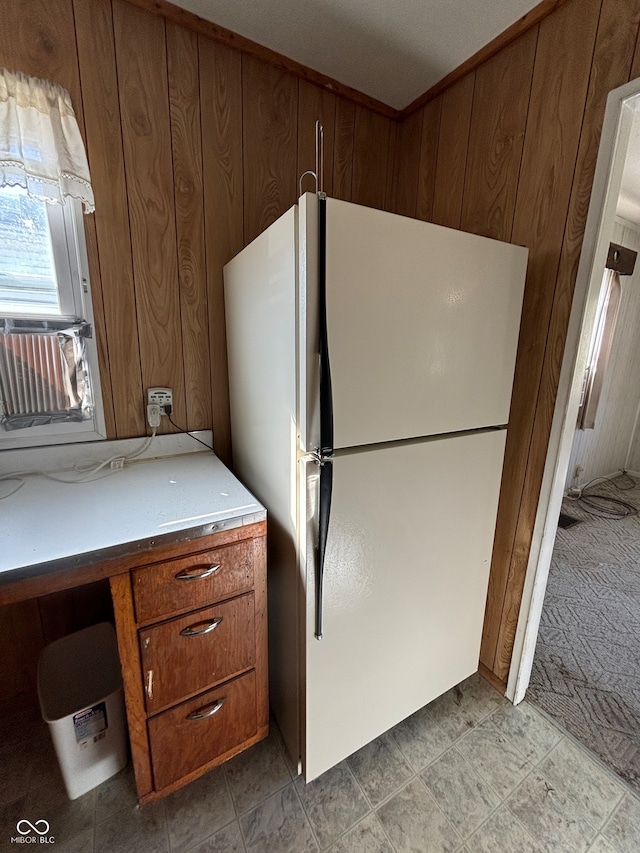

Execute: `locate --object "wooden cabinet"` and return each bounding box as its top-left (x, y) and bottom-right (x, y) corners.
top-left (110, 520), bottom-right (267, 804)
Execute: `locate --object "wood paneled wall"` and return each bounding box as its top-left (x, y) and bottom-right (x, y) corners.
top-left (6, 0), bottom-right (640, 698)
top-left (392, 0), bottom-right (640, 686)
top-left (0, 581), bottom-right (114, 701)
top-left (0, 0), bottom-right (394, 699)
top-left (0, 0), bottom-right (395, 461)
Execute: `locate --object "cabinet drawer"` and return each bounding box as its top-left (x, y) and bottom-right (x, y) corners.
top-left (133, 539), bottom-right (254, 623)
top-left (148, 670), bottom-right (257, 791)
top-left (140, 593), bottom-right (255, 714)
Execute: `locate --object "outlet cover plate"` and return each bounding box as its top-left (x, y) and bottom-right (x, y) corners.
top-left (148, 387), bottom-right (173, 410)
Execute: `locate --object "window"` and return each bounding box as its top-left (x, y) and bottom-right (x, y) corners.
top-left (0, 187), bottom-right (105, 447)
top-left (577, 268), bottom-right (621, 430)
top-left (0, 68), bottom-right (103, 449)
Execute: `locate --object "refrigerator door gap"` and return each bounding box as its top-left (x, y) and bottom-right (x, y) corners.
top-left (333, 425), bottom-right (507, 457)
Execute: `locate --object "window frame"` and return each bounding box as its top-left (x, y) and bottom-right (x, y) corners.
top-left (577, 267), bottom-right (621, 431)
top-left (0, 191), bottom-right (106, 449)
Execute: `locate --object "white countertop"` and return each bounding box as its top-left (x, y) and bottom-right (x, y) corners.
top-left (0, 449), bottom-right (265, 579)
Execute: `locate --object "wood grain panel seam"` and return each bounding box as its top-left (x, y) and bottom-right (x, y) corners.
top-left (384, 119), bottom-right (397, 213)
top-left (165, 19), bottom-right (190, 428)
top-left (415, 97), bottom-right (442, 224)
top-left (458, 72), bottom-right (478, 230)
top-left (109, 0), bottom-right (138, 281)
top-left (399, 112), bottom-right (424, 219)
top-left (431, 104), bottom-right (444, 222)
top-left (411, 113), bottom-right (425, 219)
top-left (240, 54), bottom-right (246, 247)
top-left (115, 2), bottom-right (188, 431)
top-left (350, 105), bottom-right (359, 202)
top-left (490, 0), bottom-right (606, 673)
top-left (70, 1), bottom-right (118, 434)
top-left (626, 14), bottom-right (640, 81)
top-left (507, 25), bottom-right (541, 244)
top-left (185, 35), bottom-right (212, 432)
top-left (112, 9), bottom-right (149, 431)
top-left (107, 0), bottom-right (146, 428)
top-left (333, 101), bottom-right (355, 201)
top-left (469, 28), bottom-right (538, 662)
top-left (495, 0), bottom-right (640, 679)
top-left (74, 0), bottom-right (147, 437)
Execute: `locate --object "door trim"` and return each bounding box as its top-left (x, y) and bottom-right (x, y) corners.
top-left (506, 77), bottom-right (640, 703)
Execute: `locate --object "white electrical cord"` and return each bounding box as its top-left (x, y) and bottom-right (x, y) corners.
top-left (0, 429), bottom-right (158, 500)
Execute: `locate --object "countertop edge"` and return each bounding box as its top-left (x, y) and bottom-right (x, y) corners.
top-left (0, 510), bottom-right (267, 605)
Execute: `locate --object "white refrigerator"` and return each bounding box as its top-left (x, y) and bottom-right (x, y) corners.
top-left (224, 193), bottom-right (527, 781)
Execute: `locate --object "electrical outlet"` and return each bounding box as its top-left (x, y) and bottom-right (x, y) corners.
top-left (147, 387), bottom-right (173, 414)
top-left (147, 403), bottom-right (161, 429)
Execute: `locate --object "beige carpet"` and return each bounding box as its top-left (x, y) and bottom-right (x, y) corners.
top-left (528, 474), bottom-right (640, 795)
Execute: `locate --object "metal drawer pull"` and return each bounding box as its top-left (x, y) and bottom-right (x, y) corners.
top-left (174, 563), bottom-right (221, 581)
top-left (186, 697), bottom-right (226, 720)
top-left (180, 617), bottom-right (223, 637)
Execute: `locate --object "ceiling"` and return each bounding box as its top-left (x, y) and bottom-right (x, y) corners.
top-left (170, 0), bottom-right (542, 110)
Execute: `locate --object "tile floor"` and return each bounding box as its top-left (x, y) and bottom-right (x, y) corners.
top-left (2, 673), bottom-right (640, 852)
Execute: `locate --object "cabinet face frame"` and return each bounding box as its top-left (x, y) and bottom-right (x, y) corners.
top-left (110, 522), bottom-right (268, 803)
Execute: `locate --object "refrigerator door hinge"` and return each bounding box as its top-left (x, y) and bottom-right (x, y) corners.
top-left (299, 448), bottom-right (333, 466)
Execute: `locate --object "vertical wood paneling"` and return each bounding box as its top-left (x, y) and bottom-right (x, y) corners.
top-left (351, 107), bottom-right (391, 210)
top-left (384, 121), bottom-right (399, 213)
top-left (385, 121), bottom-right (400, 212)
top-left (0, 0), bottom-right (119, 439)
top-left (199, 38), bottom-right (243, 463)
top-left (0, 581), bottom-right (113, 701)
top-left (7, 0), bottom-right (634, 698)
top-left (297, 81), bottom-right (336, 198)
top-left (389, 110), bottom-right (423, 218)
top-left (415, 98), bottom-right (442, 222)
top-left (82, 219), bottom-right (117, 438)
top-left (39, 582), bottom-right (114, 643)
top-left (242, 55), bottom-right (298, 246)
top-left (167, 22), bottom-right (210, 432)
top-left (75, 0), bottom-right (142, 438)
top-left (460, 30), bottom-right (537, 242)
top-left (481, 0), bottom-right (602, 672)
top-left (491, 0), bottom-right (640, 680)
top-left (431, 74), bottom-right (475, 229)
top-left (632, 16), bottom-right (640, 79)
top-left (113, 1), bottom-right (186, 433)
top-left (333, 99), bottom-right (356, 202)
top-left (0, 0), bottom-right (77, 98)
top-left (38, 590), bottom-right (76, 642)
top-left (0, 601), bottom-right (42, 700)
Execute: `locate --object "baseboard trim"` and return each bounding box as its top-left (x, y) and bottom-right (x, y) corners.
top-left (478, 661), bottom-right (507, 696)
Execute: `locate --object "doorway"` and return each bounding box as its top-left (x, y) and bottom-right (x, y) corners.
top-left (507, 79), bottom-right (640, 792)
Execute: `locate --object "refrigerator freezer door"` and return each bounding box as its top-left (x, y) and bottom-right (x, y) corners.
top-left (302, 429), bottom-right (507, 781)
top-left (324, 197), bottom-right (527, 449)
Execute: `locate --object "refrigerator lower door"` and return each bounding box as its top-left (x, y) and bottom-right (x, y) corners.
top-left (301, 429), bottom-right (506, 781)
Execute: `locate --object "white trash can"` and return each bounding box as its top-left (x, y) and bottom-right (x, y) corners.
top-left (38, 622), bottom-right (128, 800)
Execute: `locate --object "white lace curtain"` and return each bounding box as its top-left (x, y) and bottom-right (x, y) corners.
top-left (0, 68), bottom-right (94, 213)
